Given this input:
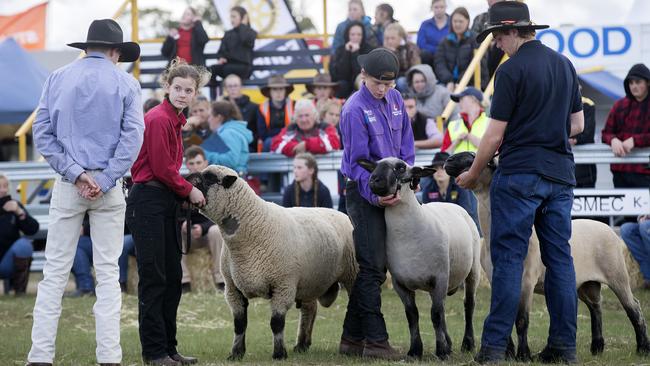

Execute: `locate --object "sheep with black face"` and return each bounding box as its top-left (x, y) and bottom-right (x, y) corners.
top-left (358, 157), bottom-right (481, 360)
top-left (187, 165), bottom-right (358, 361)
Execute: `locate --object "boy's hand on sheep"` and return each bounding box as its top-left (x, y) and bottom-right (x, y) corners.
top-left (378, 192), bottom-right (401, 207)
top-left (189, 187), bottom-right (206, 207)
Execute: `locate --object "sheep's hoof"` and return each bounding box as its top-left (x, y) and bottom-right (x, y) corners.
top-left (637, 342), bottom-right (650, 355)
top-left (272, 347), bottom-right (288, 360)
top-left (227, 352), bottom-right (245, 361)
top-left (435, 344), bottom-right (452, 360)
top-left (407, 346), bottom-right (423, 359)
top-left (590, 337), bottom-right (605, 355)
top-left (461, 336), bottom-right (475, 352)
top-left (293, 343), bottom-right (311, 353)
top-left (516, 348), bottom-right (532, 362)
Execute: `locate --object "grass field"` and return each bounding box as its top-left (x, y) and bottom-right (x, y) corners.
top-left (2, 284), bottom-right (650, 365)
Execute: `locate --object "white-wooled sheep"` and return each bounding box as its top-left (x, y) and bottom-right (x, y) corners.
top-left (445, 151), bottom-right (650, 360)
top-left (187, 165), bottom-right (358, 360)
top-left (359, 157), bottom-right (481, 359)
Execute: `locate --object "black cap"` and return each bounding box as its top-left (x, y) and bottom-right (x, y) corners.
top-left (358, 48), bottom-right (400, 81)
top-left (431, 151), bottom-right (450, 167)
top-left (450, 87), bottom-right (484, 103)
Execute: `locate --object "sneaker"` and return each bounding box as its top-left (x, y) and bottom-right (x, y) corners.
top-left (362, 340), bottom-right (402, 360)
top-left (536, 345), bottom-right (578, 364)
top-left (339, 337), bottom-right (364, 357)
top-left (474, 346), bottom-right (506, 364)
top-left (181, 283), bottom-right (192, 294)
top-left (63, 289), bottom-right (95, 298)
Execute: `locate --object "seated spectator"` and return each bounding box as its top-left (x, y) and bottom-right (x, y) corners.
top-left (306, 73), bottom-right (340, 110)
top-left (68, 221), bottom-right (136, 296)
top-left (406, 64), bottom-right (452, 120)
top-left (222, 74), bottom-right (259, 152)
top-left (161, 7), bottom-right (209, 67)
top-left (143, 97), bottom-right (161, 113)
top-left (621, 215), bottom-right (650, 290)
top-left (417, 0), bottom-right (450, 67)
top-left (182, 96), bottom-right (211, 146)
top-left (421, 152), bottom-right (480, 233)
top-left (572, 94), bottom-right (597, 188)
top-left (330, 21), bottom-right (374, 99)
top-left (320, 99), bottom-right (342, 128)
top-left (331, 0), bottom-right (378, 54)
top-left (202, 100), bottom-right (253, 174)
top-left (209, 6), bottom-right (257, 100)
top-left (434, 7), bottom-right (488, 91)
top-left (441, 87), bottom-right (487, 154)
top-left (383, 23), bottom-right (421, 92)
top-left (256, 75), bottom-right (295, 152)
top-left (601, 63), bottom-right (650, 188)
top-left (372, 3), bottom-right (397, 46)
top-left (403, 93), bottom-right (443, 149)
top-left (181, 146), bottom-right (224, 292)
top-left (271, 99), bottom-right (341, 157)
top-left (282, 153), bottom-right (333, 208)
top-left (0, 173), bottom-right (38, 295)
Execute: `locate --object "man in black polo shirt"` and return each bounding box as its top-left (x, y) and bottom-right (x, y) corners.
top-left (456, 2), bottom-right (584, 364)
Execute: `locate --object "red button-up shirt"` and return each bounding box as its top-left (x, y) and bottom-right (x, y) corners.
top-left (176, 27), bottom-right (193, 64)
top-left (602, 96), bottom-right (650, 175)
top-left (131, 98), bottom-right (193, 197)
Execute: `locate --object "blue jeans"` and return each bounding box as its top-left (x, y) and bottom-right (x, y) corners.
top-left (621, 221), bottom-right (650, 280)
top-left (482, 171), bottom-right (577, 352)
top-left (0, 238), bottom-right (34, 278)
top-left (71, 234), bottom-right (137, 291)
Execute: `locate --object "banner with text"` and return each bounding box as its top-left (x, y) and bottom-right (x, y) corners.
top-left (0, 2), bottom-right (47, 50)
top-left (572, 189), bottom-right (650, 216)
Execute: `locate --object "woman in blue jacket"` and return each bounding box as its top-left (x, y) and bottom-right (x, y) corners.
top-left (201, 100), bottom-right (253, 174)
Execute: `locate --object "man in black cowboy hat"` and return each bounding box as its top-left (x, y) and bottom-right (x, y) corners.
top-left (456, 1), bottom-right (584, 364)
top-left (27, 19), bottom-right (145, 366)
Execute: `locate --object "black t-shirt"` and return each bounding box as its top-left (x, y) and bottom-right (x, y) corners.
top-left (282, 180), bottom-right (333, 208)
top-left (490, 40), bottom-right (582, 185)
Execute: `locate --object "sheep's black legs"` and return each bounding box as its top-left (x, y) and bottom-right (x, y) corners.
top-left (461, 272), bottom-right (478, 352)
top-left (295, 300), bottom-right (317, 353)
top-left (393, 279), bottom-right (423, 358)
top-left (227, 286), bottom-right (249, 360)
top-left (610, 283), bottom-right (650, 354)
top-left (578, 281), bottom-right (604, 355)
top-left (270, 287), bottom-right (295, 359)
top-left (429, 281), bottom-right (452, 360)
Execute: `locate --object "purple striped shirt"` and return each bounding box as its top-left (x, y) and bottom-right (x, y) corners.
top-left (32, 52), bottom-right (144, 192)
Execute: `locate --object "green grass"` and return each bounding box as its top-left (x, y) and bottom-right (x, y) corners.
top-left (2, 286), bottom-right (650, 365)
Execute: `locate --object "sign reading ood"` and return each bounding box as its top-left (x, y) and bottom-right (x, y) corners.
top-left (0, 2), bottom-right (47, 50)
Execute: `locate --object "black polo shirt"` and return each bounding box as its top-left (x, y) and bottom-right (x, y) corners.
top-left (490, 40), bottom-right (582, 185)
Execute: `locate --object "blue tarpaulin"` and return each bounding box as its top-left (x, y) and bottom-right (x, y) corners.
top-left (578, 71), bottom-right (626, 100)
top-left (0, 37), bottom-right (48, 124)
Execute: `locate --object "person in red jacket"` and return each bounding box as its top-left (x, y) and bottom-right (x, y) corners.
top-left (126, 58), bottom-right (209, 366)
top-left (161, 7), bottom-right (209, 66)
top-left (271, 99), bottom-right (341, 157)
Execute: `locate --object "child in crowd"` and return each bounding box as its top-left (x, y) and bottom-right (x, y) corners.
top-left (282, 152), bottom-right (333, 208)
top-left (257, 75), bottom-right (295, 152)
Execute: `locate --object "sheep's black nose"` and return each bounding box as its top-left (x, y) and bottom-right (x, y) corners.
top-left (369, 176), bottom-right (388, 196)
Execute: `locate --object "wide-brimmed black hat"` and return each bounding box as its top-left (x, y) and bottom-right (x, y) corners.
top-left (476, 2), bottom-right (549, 43)
top-left (68, 19), bottom-right (140, 63)
top-left (260, 75), bottom-right (294, 98)
top-left (306, 73), bottom-right (339, 94)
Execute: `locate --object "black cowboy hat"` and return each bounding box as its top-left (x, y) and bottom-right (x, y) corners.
top-left (306, 73), bottom-right (339, 95)
top-left (68, 19), bottom-right (140, 63)
top-left (260, 75), bottom-right (295, 98)
top-left (476, 2), bottom-right (549, 43)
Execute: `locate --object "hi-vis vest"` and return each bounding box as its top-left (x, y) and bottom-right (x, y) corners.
top-left (259, 99), bottom-right (294, 129)
top-left (447, 112), bottom-right (488, 154)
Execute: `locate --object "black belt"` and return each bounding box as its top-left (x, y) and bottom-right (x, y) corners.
top-left (143, 180), bottom-right (166, 189)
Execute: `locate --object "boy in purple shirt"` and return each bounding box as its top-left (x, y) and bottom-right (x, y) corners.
top-left (339, 48), bottom-right (414, 360)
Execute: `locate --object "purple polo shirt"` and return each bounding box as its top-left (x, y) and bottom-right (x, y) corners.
top-left (340, 83), bottom-right (415, 206)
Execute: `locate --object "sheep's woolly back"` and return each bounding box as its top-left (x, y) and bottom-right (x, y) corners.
top-left (198, 165), bottom-right (356, 302)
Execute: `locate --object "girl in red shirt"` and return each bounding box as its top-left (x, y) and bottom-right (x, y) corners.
top-left (126, 58), bottom-right (209, 365)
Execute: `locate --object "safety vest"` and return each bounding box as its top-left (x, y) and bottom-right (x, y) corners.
top-left (259, 99), bottom-right (294, 129)
top-left (447, 112), bottom-right (488, 154)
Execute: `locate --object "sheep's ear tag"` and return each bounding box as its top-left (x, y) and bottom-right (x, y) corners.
top-left (357, 159), bottom-right (376, 173)
top-left (221, 175), bottom-right (237, 189)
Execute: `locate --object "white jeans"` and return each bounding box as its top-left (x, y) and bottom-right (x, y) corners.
top-left (28, 176), bottom-right (126, 364)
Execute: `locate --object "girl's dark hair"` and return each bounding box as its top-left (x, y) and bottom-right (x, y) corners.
top-left (344, 20), bottom-right (366, 43)
top-left (211, 100), bottom-right (243, 121)
top-left (231, 6), bottom-right (248, 24)
top-left (294, 153), bottom-right (319, 207)
top-left (377, 4), bottom-right (395, 21)
top-left (160, 57), bottom-right (211, 91)
top-left (450, 6), bottom-right (470, 22)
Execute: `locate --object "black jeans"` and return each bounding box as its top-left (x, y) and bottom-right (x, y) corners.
top-left (341, 180), bottom-right (389, 342)
top-left (126, 184), bottom-right (182, 361)
top-left (613, 171), bottom-right (650, 188)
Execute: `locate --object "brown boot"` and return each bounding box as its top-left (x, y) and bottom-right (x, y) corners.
top-left (12, 256), bottom-right (32, 295)
top-left (339, 337), bottom-right (365, 357)
top-left (362, 340), bottom-right (402, 360)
